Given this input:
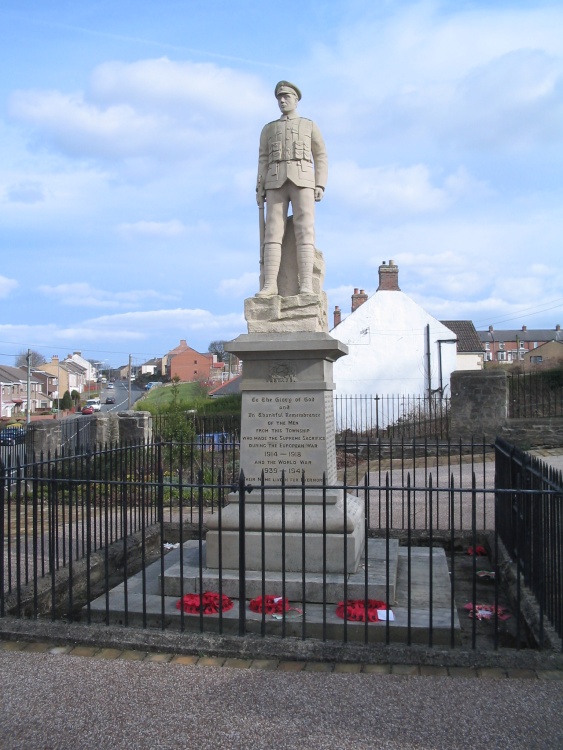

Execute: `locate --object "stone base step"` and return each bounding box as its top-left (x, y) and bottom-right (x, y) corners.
top-left (161, 538), bottom-right (399, 604)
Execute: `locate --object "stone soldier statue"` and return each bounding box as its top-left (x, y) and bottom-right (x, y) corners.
top-left (256, 81), bottom-right (328, 297)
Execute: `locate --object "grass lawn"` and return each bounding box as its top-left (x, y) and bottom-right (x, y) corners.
top-left (135, 382), bottom-right (201, 410)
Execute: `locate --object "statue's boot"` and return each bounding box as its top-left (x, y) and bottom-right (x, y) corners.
top-left (256, 242), bottom-right (281, 296)
top-left (298, 244), bottom-right (315, 294)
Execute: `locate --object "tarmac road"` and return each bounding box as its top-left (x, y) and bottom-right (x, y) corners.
top-left (1, 648), bottom-right (562, 750)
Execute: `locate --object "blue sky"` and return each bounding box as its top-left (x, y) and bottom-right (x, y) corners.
top-left (1, 0), bottom-right (562, 369)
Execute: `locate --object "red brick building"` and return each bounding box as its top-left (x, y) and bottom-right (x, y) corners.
top-left (165, 340), bottom-right (215, 383)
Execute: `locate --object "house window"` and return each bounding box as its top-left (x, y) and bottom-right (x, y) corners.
top-left (485, 342), bottom-right (490, 350)
top-left (497, 352), bottom-right (506, 361)
top-left (499, 342), bottom-right (505, 350)
top-left (530, 356), bottom-right (543, 364)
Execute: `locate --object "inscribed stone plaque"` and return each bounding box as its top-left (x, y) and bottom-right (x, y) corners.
top-left (240, 390), bottom-right (336, 487)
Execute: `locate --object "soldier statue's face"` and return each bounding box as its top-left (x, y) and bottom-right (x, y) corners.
top-left (277, 91), bottom-right (298, 115)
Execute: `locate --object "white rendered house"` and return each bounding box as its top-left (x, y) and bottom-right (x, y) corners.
top-left (332, 261), bottom-right (458, 403)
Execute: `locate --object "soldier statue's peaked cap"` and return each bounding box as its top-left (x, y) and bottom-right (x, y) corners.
top-left (274, 80), bottom-right (302, 100)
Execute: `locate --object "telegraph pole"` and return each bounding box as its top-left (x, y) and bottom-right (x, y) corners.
top-left (26, 349), bottom-right (31, 425)
top-left (128, 353), bottom-right (132, 410)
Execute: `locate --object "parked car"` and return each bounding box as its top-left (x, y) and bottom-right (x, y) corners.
top-left (105, 396), bottom-right (116, 405)
top-left (0, 426), bottom-right (27, 445)
top-left (81, 405), bottom-right (94, 415)
top-left (145, 381), bottom-right (162, 391)
top-left (86, 398), bottom-right (101, 412)
top-left (107, 383), bottom-right (115, 389)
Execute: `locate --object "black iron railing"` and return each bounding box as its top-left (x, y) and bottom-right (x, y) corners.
top-left (1, 436), bottom-right (561, 651)
top-left (334, 394), bottom-right (450, 439)
top-left (508, 371), bottom-right (563, 418)
top-left (495, 438), bottom-right (563, 646)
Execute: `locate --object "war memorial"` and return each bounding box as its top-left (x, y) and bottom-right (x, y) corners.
top-left (86, 81), bottom-right (457, 641)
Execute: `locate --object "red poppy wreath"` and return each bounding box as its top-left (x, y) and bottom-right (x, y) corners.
top-left (176, 591), bottom-right (234, 615)
top-left (336, 599), bottom-right (388, 622)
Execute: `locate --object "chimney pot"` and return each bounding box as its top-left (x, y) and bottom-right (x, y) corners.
top-left (377, 261), bottom-right (400, 292)
top-left (522, 325), bottom-right (527, 331)
top-left (333, 305), bottom-right (341, 328)
top-left (351, 288), bottom-right (368, 312)
top-left (556, 324), bottom-right (561, 331)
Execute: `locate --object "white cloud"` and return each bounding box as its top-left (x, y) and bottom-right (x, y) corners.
top-left (309, 4), bottom-right (563, 152)
top-left (0, 275), bottom-right (18, 298)
top-left (117, 219), bottom-right (187, 238)
top-left (38, 283), bottom-right (177, 308)
top-left (86, 307), bottom-right (245, 335)
top-left (216, 272), bottom-right (258, 297)
top-left (90, 58), bottom-right (268, 117)
top-left (0, 307), bottom-right (246, 357)
top-left (9, 58), bottom-right (270, 166)
top-left (330, 162), bottom-right (483, 214)
top-left (448, 49), bottom-right (563, 147)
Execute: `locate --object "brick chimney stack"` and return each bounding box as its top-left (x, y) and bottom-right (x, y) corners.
top-left (377, 260), bottom-right (400, 291)
top-left (333, 305), bottom-right (341, 327)
top-left (351, 288), bottom-right (368, 312)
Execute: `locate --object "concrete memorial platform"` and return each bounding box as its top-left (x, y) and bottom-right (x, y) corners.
top-left (87, 541), bottom-right (460, 645)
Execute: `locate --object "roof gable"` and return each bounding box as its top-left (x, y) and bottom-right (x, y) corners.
top-left (440, 321), bottom-right (483, 353)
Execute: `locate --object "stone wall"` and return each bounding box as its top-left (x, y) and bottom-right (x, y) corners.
top-left (90, 412), bottom-right (120, 446)
top-left (28, 411), bottom-right (152, 451)
top-left (27, 420), bottom-right (63, 455)
top-left (497, 418), bottom-right (563, 449)
top-left (449, 369), bottom-right (563, 448)
top-left (450, 369), bottom-right (507, 439)
top-left (118, 410), bottom-right (152, 444)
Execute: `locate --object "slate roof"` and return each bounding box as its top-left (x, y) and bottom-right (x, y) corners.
top-left (0, 365), bottom-right (40, 384)
top-left (208, 375), bottom-right (241, 397)
top-left (476, 327), bottom-right (563, 344)
top-left (440, 321), bottom-right (483, 353)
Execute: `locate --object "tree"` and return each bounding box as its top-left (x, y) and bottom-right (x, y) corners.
top-left (61, 390), bottom-right (73, 410)
top-left (208, 340), bottom-right (227, 362)
top-left (15, 349), bottom-right (45, 368)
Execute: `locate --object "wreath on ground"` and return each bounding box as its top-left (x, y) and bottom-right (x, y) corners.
top-left (336, 599), bottom-right (388, 622)
top-left (249, 595), bottom-right (291, 614)
top-left (176, 592), bottom-right (234, 615)
top-left (464, 602), bottom-right (511, 620)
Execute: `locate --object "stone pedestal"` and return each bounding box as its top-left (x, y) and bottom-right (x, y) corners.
top-left (206, 331), bottom-right (366, 576)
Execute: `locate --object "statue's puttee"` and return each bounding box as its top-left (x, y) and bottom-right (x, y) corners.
top-left (256, 81), bottom-right (328, 297)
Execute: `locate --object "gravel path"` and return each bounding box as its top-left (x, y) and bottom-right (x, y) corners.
top-left (1, 649), bottom-right (562, 750)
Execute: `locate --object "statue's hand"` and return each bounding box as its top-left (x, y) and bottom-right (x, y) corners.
top-left (256, 189), bottom-right (266, 207)
top-left (314, 187), bottom-right (325, 202)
